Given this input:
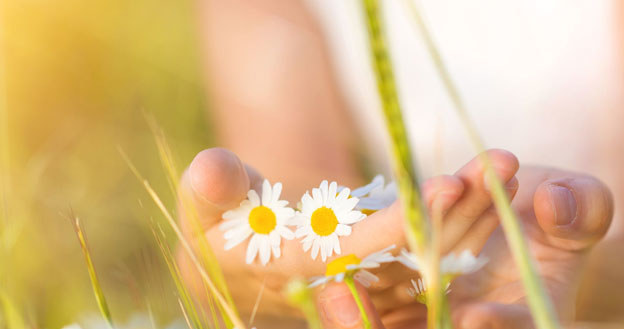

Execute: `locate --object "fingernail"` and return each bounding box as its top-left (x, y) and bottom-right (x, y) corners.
top-left (320, 293), bottom-right (361, 327)
top-left (548, 185), bottom-right (577, 226)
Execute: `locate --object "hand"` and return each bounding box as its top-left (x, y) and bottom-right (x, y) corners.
top-left (176, 148), bottom-right (522, 323)
top-left (315, 164), bottom-right (613, 329)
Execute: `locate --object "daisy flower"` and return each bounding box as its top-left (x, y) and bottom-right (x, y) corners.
top-left (309, 245), bottom-right (395, 288)
top-left (220, 179), bottom-right (295, 266)
top-left (350, 175), bottom-right (397, 215)
top-left (397, 249), bottom-right (488, 277)
top-left (294, 180), bottom-right (366, 261)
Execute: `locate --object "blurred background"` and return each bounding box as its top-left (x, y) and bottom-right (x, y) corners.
top-left (2, 0), bottom-right (624, 328)
top-left (1, 0), bottom-right (211, 327)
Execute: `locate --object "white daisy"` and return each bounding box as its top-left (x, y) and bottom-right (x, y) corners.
top-left (294, 180), bottom-right (366, 261)
top-left (309, 245), bottom-right (396, 288)
top-left (350, 175), bottom-right (397, 215)
top-left (220, 179), bottom-right (295, 266)
top-left (397, 249), bottom-right (488, 277)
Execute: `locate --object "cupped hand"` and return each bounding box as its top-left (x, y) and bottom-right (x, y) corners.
top-left (176, 148), bottom-right (521, 323)
top-left (316, 165), bottom-right (613, 329)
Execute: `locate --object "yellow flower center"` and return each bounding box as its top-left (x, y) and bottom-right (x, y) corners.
top-left (310, 207), bottom-right (338, 236)
top-left (248, 206), bottom-right (277, 234)
top-left (325, 254), bottom-right (361, 276)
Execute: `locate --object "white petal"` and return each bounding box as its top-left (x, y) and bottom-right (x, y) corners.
top-left (224, 229), bottom-right (252, 250)
top-left (246, 234), bottom-right (260, 264)
top-left (272, 244), bottom-right (281, 259)
top-left (302, 237), bottom-right (313, 252)
top-left (224, 225), bottom-right (250, 240)
top-left (259, 236), bottom-right (271, 265)
top-left (272, 182), bottom-right (282, 204)
top-left (340, 211), bottom-right (365, 225)
top-left (335, 224), bottom-right (352, 236)
top-left (354, 270), bottom-right (379, 287)
top-left (311, 239), bottom-right (320, 260)
top-left (327, 182), bottom-right (338, 207)
top-left (261, 179), bottom-right (271, 206)
top-left (219, 218), bottom-right (245, 231)
top-left (269, 231), bottom-right (281, 246)
top-left (335, 187), bottom-right (351, 203)
top-left (295, 226), bottom-right (311, 238)
top-left (312, 188), bottom-right (323, 206)
top-left (277, 225), bottom-right (295, 240)
top-left (331, 233), bottom-right (341, 255)
top-left (248, 189), bottom-right (260, 206)
top-left (335, 197), bottom-right (360, 215)
top-left (320, 238), bottom-right (328, 262)
top-left (335, 272), bottom-right (345, 282)
top-left (356, 198), bottom-right (388, 211)
top-left (309, 277), bottom-right (329, 288)
top-left (350, 175), bottom-right (384, 197)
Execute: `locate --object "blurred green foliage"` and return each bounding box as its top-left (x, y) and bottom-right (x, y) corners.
top-left (1, 0), bottom-right (213, 327)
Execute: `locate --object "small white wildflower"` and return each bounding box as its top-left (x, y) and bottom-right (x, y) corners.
top-left (309, 245), bottom-right (395, 288)
top-left (350, 175), bottom-right (397, 214)
top-left (220, 179), bottom-right (295, 266)
top-left (294, 180), bottom-right (366, 261)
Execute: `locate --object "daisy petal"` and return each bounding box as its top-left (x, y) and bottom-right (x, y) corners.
top-left (246, 235), bottom-right (260, 264)
top-left (261, 179), bottom-right (271, 206)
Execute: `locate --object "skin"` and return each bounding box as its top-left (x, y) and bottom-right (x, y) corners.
top-left (177, 148), bottom-right (520, 320)
top-left (187, 0), bottom-right (622, 327)
top-left (315, 166), bottom-right (613, 329)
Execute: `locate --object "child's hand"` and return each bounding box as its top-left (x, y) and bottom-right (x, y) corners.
top-left (315, 166), bottom-right (613, 329)
top-left (176, 148), bottom-right (520, 320)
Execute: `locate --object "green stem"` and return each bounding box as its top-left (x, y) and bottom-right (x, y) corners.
top-left (344, 276), bottom-right (371, 329)
top-left (405, 2), bottom-right (560, 329)
top-left (360, 0), bottom-right (428, 256)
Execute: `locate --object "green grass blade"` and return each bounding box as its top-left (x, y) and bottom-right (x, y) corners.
top-left (68, 212), bottom-right (114, 328)
top-left (360, 0), bottom-right (429, 256)
top-left (404, 2), bottom-right (560, 329)
top-left (120, 150), bottom-right (245, 329)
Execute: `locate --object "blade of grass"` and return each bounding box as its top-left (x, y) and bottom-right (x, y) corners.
top-left (360, 0), bottom-right (450, 327)
top-left (360, 0), bottom-right (429, 258)
top-left (145, 115), bottom-right (237, 320)
top-left (120, 150), bottom-right (245, 329)
top-left (404, 2), bottom-right (560, 329)
top-left (68, 211), bottom-right (114, 328)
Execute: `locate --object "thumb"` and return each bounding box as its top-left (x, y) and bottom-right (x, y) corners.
top-left (533, 175), bottom-right (614, 251)
top-left (316, 281), bottom-right (385, 329)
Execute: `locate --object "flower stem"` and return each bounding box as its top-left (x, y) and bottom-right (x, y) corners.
top-left (344, 276), bottom-right (371, 329)
top-left (404, 2), bottom-right (561, 329)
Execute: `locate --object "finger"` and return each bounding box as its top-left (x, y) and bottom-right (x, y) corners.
top-left (316, 281), bottom-right (386, 329)
top-left (450, 176), bottom-right (519, 254)
top-left (340, 175), bottom-right (463, 261)
top-left (422, 175), bottom-right (465, 216)
top-left (533, 176), bottom-right (613, 251)
top-left (453, 302), bottom-right (533, 329)
top-left (179, 148), bottom-right (262, 230)
top-left (442, 149), bottom-right (519, 253)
